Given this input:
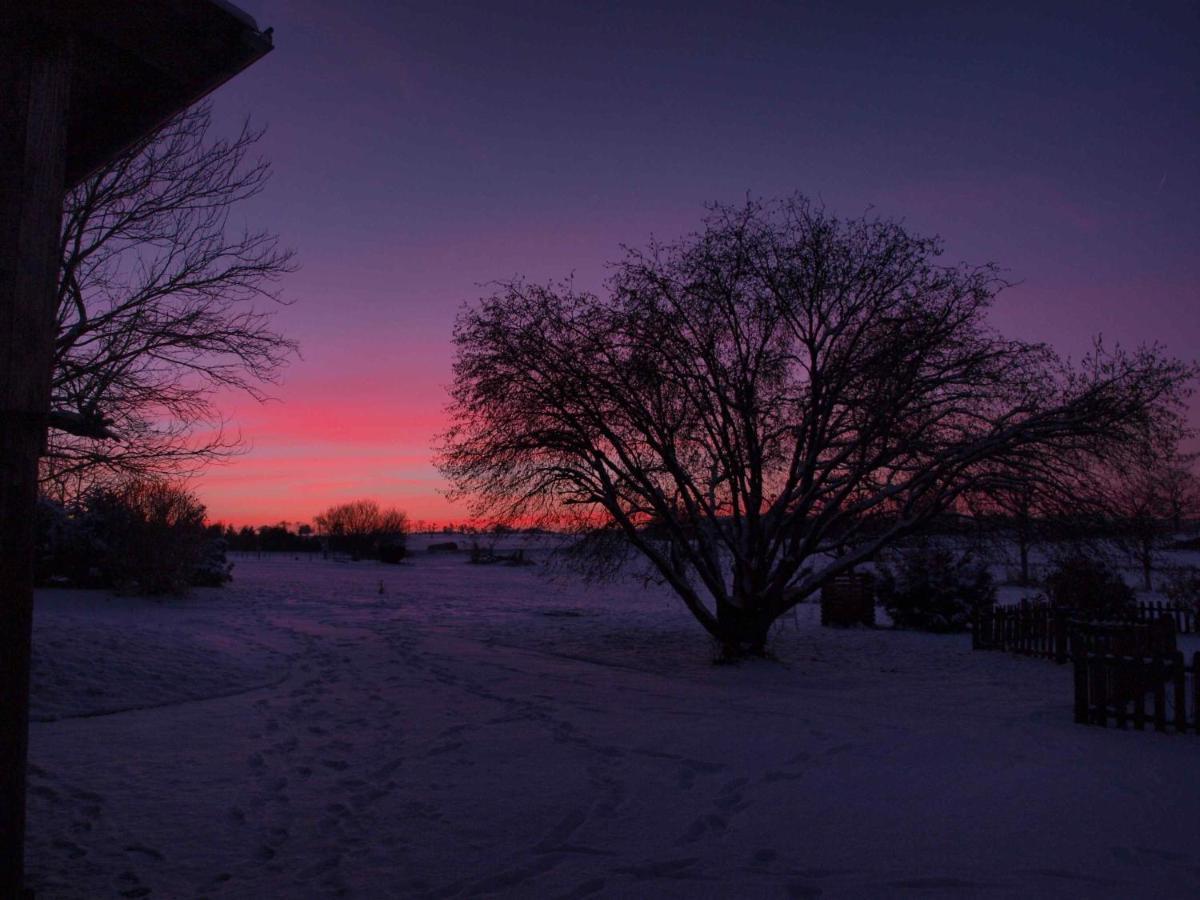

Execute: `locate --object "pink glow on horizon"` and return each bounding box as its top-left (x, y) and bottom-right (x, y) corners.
top-left (197, 377), bottom-right (460, 527)
top-left (186, 1), bottom-right (1196, 527)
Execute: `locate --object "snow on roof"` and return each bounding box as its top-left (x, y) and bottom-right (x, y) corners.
top-left (207, 0), bottom-right (261, 32)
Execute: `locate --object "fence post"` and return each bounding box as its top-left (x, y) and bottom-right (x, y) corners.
top-left (1128, 662), bottom-right (1147, 734)
top-left (1073, 653), bottom-right (1088, 724)
top-left (1193, 652), bottom-right (1200, 735)
top-left (1172, 651), bottom-right (1186, 733)
top-left (1153, 660), bottom-right (1167, 733)
top-left (1054, 609), bottom-right (1068, 664)
top-left (1115, 657), bottom-right (1129, 730)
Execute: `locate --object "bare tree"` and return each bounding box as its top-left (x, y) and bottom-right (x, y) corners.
top-left (1096, 439), bottom-right (1199, 590)
top-left (315, 499), bottom-right (409, 560)
top-left (968, 454), bottom-right (1110, 585)
top-left (43, 101), bottom-right (297, 497)
top-left (439, 196), bottom-right (1197, 657)
top-left (1161, 455), bottom-right (1200, 535)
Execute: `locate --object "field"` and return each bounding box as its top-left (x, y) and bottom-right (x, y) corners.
top-left (25, 541), bottom-right (1200, 898)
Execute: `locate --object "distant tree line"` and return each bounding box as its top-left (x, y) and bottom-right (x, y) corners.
top-left (36, 490), bottom-right (426, 592)
top-left (215, 500), bottom-right (415, 563)
top-left (216, 521), bottom-right (319, 554)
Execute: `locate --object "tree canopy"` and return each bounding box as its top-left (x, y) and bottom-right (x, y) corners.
top-left (439, 196), bottom-right (1196, 657)
top-left (315, 499), bottom-right (409, 560)
top-left (44, 102), bottom-right (296, 498)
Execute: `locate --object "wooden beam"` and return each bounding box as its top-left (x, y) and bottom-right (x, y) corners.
top-left (28, 1), bottom-right (273, 187)
top-left (2, 6), bottom-right (270, 892)
top-left (0, 20), bottom-right (72, 898)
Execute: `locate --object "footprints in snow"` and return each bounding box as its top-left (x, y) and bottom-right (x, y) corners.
top-left (678, 777), bottom-right (749, 845)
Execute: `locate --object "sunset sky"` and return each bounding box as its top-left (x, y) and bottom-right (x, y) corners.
top-left (197, 0), bottom-right (1198, 527)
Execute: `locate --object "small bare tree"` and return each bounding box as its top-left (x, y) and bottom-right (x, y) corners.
top-left (315, 499), bottom-right (409, 560)
top-left (1096, 440), bottom-right (1199, 590)
top-left (969, 452), bottom-right (1112, 585)
top-left (1161, 455), bottom-right (1200, 535)
top-left (44, 101), bottom-right (297, 497)
top-left (440, 196), bottom-right (1196, 657)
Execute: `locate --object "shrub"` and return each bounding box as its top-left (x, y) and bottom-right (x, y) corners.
top-left (875, 544), bottom-right (996, 632)
top-left (191, 536), bottom-right (234, 587)
top-left (35, 496), bottom-right (106, 587)
top-left (314, 499), bottom-right (408, 560)
top-left (1042, 553), bottom-right (1135, 619)
top-left (1161, 566), bottom-right (1200, 612)
top-left (86, 481), bottom-right (212, 594)
top-left (377, 539), bottom-right (407, 565)
top-left (37, 481), bottom-right (226, 594)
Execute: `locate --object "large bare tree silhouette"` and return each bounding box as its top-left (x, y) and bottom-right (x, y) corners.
top-left (440, 197), bottom-right (1196, 657)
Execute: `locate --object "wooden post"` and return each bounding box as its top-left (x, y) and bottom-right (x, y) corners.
top-left (1072, 653), bottom-right (1088, 724)
top-left (1152, 661), bottom-right (1167, 733)
top-left (1193, 652), bottom-right (1200, 734)
top-left (1128, 662), bottom-right (1147, 734)
top-left (0, 20), bottom-right (71, 898)
top-left (1115, 658), bottom-right (1128, 730)
top-left (1053, 608), bottom-right (1068, 664)
top-left (1172, 652), bottom-right (1185, 733)
top-left (1094, 658), bottom-right (1107, 727)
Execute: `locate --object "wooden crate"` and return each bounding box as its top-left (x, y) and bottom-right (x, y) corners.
top-left (820, 573), bottom-right (875, 628)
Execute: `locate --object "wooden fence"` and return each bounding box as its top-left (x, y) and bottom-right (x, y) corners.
top-left (974, 600), bottom-right (1197, 663)
top-left (1073, 651), bottom-right (1200, 734)
top-left (972, 602), bottom-right (1071, 662)
top-left (1135, 600), bottom-right (1197, 635)
top-left (1068, 617), bottom-right (1177, 658)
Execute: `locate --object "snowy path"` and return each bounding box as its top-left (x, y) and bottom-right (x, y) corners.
top-left (25, 554), bottom-right (1200, 898)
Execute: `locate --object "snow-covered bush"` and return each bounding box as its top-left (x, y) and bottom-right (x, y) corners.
top-left (191, 536), bottom-right (234, 587)
top-left (37, 481), bottom-right (226, 594)
top-left (35, 496), bottom-right (107, 587)
top-left (1042, 553), bottom-right (1135, 618)
top-left (82, 482), bottom-right (210, 594)
top-left (875, 545), bottom-right (996, 632)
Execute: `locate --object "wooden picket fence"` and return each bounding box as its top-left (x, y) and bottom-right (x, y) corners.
top-left (1068, 617), bottom-right (1178, 658)
top-left (972, 602), bottom-right (1071, 662)
top-left (974, 600), bottom-right (1197, 663)
top-left (1073, 650), bottom-right (1200, 734)
top-left (1134, 600), bottom-right (1198, 635)
top-left (974, 600), bottom-right (1200, 734)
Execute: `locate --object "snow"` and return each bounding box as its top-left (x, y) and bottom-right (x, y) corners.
top-left (25, 547), bottom-right (1200, 898)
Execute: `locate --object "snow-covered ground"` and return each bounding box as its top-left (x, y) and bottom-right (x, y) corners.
top-left (25, 548), bottom-right (1200, 899)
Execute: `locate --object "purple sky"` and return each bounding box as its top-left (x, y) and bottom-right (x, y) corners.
top-left (198, 0), bottom-right (1199, 526)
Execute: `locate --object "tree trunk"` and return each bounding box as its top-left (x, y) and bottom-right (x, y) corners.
top-left (1015, 505), bottom-right (1032, 586)
top-left (715, 596), bottom-right (775, 659)
top-left (0, 20), bottom-right (71, 898)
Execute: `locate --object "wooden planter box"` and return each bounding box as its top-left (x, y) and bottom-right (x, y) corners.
top-left (820, 572), bottom-right (875, 628)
